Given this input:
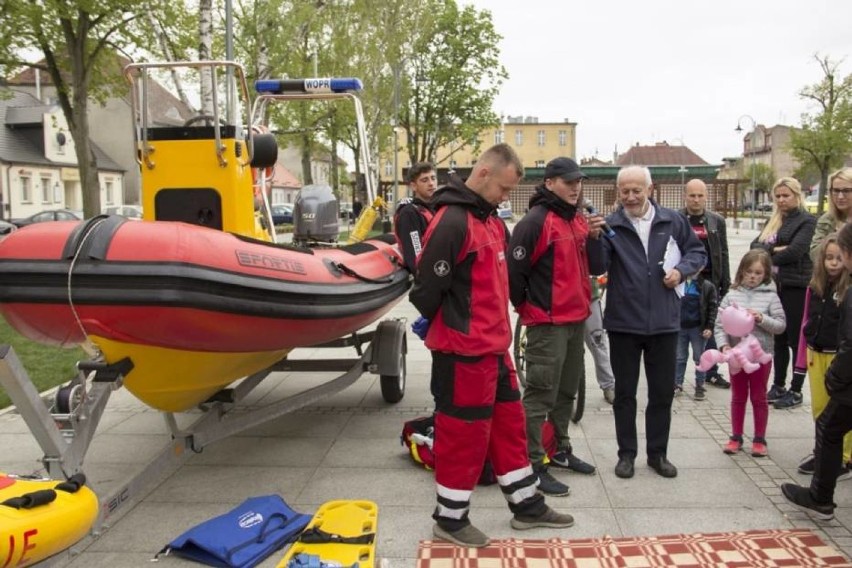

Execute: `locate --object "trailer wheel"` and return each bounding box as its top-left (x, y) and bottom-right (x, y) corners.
top-left (380, 347), bottom-right (406, 403)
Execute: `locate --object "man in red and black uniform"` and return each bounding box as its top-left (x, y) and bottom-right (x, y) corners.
top-left (508, 157), bottom-right (604, 497)
top-left (410, 144), bottom-right (574, 548)
top-left (393, 163), bottom-right (437, 273)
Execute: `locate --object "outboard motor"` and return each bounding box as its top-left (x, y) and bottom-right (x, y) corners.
top-left (293, 185), bottom-right (340, 245)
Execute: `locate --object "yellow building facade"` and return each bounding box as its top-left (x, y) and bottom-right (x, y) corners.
top-left (380, 117), bottom-right (577, 201)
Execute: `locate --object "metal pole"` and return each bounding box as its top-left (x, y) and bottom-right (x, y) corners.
top-left (751, 146), bottom-right (757, 231)
top-left (736, 114), bottom-right (757, 230)
top-left (393, 64), bottom-right (400, 205)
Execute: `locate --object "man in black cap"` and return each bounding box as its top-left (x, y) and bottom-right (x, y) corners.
top-left (508, 157), bottom-right (605, 497)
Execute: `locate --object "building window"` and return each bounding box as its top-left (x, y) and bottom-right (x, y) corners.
top-left (558, 130), bottom-right (567, 146)
top-left (537, 130), bottom-right (545, 146)
top-left (41, 177), bottom-right (51, 203)
top-left (535, 160), bottom-right (545, 168)
top-left (494, 130), bottom-right (504, 144)
top-left (384, 161), bottom-right (393, 177)
top-left (514, 129), bottom-right (523, 145)
top-left (20, 176), bottom-right (32, 203)
top-left (105, 180), bottom-right (114, 205)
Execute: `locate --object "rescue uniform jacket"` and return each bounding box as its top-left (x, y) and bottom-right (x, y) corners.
top-left (587, 200), bottom-right (706, 335)
top-left (679, 208), bottom-right (730, 297)
top-left (409, 177), bottom-right (512, 356)
top-left (393, 197), bottom-right (434, 273)
top-left (825, 287), bottom-right (852, 405)
top-left (750, 209), bottom-right (816, 290)
top-left (508, 185), bottom-right (597, 326)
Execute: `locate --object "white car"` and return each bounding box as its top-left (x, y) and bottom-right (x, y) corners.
top-left (105, 205), bottom-right (143, 220)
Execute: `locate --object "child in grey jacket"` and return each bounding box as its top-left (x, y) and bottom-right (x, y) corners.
top-left (715, 249), bottom-right (786, 458)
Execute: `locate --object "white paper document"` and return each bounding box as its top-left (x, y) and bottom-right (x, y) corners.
top-left (662, 236), bottom-right (685, 298)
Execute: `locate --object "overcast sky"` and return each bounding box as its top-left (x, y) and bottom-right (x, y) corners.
top-left (465, 0), bottom-right (851, 165)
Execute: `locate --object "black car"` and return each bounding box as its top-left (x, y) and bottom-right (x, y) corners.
top-left (0, 219), bottom-right (16, 239)
top-left (11, 209), bottom-right (82, 227)
top-left (270, 204), bottom-right (294, 225)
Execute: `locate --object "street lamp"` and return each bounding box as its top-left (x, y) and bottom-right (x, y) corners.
top-left (735, 115), bottom-right (757, 230)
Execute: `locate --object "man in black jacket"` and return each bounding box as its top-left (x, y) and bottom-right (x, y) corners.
top-left (680, 179), bottom-right (730, 389)
top-left (782, 222), bottom-right (852, 520)
top-left (394, 163), bottom-right (437, 273)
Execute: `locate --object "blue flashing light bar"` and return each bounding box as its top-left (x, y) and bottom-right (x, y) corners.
top-left (255, 77), bottom-right (363, 94)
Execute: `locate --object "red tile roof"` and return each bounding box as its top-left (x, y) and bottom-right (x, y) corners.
top-left (616, 142), bottom-right (708, 166)
top-left (271, 163), bottom-right (301, 189)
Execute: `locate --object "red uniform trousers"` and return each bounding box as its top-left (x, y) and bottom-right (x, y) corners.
top-left (431, 351), bottom-right (545, 530)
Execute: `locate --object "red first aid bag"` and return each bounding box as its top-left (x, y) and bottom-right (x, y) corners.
top-left (401, 416), bottom-right (557, 486)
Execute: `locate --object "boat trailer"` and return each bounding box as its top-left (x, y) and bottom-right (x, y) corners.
top-left (0, 317), bottom-right (406, 545)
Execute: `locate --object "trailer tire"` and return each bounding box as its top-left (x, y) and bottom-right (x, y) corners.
top-left (380, 347), bottom-right (406, 403)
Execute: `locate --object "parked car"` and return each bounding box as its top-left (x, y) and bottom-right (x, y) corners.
top-left (270, 204), bottom-right (294, 225)
top-left (804, 193), bottom-right (828, 215)
top-left (105, 205), bottom-right (143, 219)
top-left (339, 203), bottom-right (355, 220)
top-left (497, 200), bottom-right (513, 220)
top-left (0, 219), bottom-right (16, 240)
top-left (11, 209), bottom-right (82, 227)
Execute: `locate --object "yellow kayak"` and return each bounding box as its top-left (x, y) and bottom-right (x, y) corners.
top-left (0, 472), bottom-right (98, 566)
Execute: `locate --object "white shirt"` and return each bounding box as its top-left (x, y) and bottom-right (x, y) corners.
top-left (628, 202), bottom-right (655, 257)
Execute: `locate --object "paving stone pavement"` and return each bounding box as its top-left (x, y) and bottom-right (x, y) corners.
top-left (1, 222), bottom-right (850, 567)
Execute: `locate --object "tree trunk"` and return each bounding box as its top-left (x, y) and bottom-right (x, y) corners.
top-left (71, 85), bottom-right (100, 216)
top-left (148, 12), bottom-right (194, 111)
top-left (198, 0), bottom-right (214, 115)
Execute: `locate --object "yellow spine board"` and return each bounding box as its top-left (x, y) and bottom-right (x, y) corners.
top-left (90, 335), bottom-right (290, 413)
top-left (0, 474), bottom-right (98, 567)
top-left (140, 137), bottom-right (268, 240)
top-left (277, 500), bottom-right (378, 568)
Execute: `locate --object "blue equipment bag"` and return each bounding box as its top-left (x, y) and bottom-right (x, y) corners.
top-left (155, 495), bottom-right (312, 568)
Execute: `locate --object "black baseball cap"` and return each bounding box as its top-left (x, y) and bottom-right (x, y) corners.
top-left (544, 157), bottom-right (587, 182)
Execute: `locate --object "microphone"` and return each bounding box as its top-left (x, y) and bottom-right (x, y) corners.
top-left (583, 200), bottom-right (615, 239)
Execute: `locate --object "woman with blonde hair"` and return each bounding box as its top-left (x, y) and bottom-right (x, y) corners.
top-left (811, 167), bottom-right (852, 258)
top-left (750, 177), bottom-right (816, 409)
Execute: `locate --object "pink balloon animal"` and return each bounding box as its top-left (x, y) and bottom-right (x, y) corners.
top-left (697, 303), bottom-right (772, 374)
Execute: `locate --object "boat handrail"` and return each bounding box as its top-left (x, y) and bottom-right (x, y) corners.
top-left (122, 60), bottom-right (253, 169)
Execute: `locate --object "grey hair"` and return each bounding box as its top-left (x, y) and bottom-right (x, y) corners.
top-left (617, 165), bottom-right (653, 188)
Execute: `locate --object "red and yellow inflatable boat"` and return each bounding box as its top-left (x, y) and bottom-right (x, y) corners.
top-left (0, 217), bottom-right (409, 412)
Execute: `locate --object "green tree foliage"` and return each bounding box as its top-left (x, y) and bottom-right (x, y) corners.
top-left (789, 55), bottom-right (852, 215)
top-left (401, 0), bottom-right (506, 165)
top-left (0, 0), bottom-right (191, 217)
top-left (745, 162), bottom-right (775, 193)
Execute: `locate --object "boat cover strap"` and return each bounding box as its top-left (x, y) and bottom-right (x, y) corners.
top-left (62, 214), bottom-right (127, 260)
top-left (2, 489), bottom-right (57, 509)
top-left (333, 261), bottom-right (392, 284)
top-left (298, 526), bottom-right (375, 545)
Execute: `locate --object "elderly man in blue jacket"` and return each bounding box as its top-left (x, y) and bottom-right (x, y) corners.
top-left (588, 165), bottom-right (706, 479)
